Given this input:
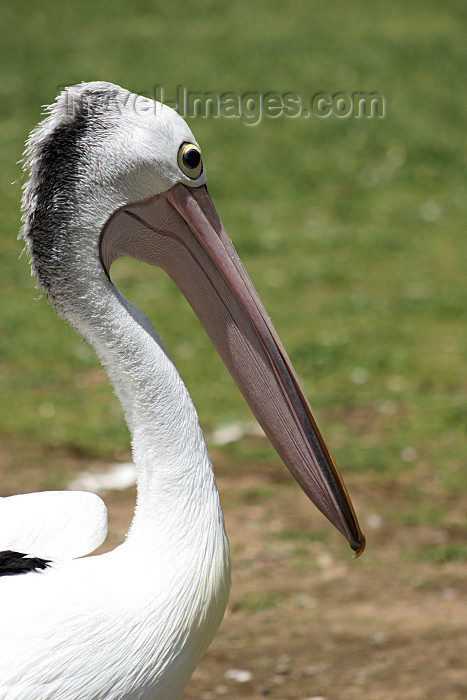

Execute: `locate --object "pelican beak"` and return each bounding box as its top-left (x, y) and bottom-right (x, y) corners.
top-left (100, 183), bottom-right (365, 555)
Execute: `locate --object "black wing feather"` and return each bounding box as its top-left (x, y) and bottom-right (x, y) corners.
top-left (0, 550), bottom-right (51, 577)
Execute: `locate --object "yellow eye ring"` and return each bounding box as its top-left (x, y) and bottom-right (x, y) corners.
top-left (177, 142), bottom-right (203, 180)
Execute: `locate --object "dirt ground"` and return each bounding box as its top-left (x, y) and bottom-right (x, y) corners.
top-left (2, 444), bottom-right (467, 700)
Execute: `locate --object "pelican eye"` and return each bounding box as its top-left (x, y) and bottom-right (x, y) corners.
top-left (178, 143), bottom-right (203, 179)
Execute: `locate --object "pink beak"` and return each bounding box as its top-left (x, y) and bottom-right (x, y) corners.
top-left (100, 183), bottom-right (365, 555)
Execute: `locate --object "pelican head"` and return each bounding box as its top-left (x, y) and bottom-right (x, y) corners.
top-left (22, 81), bottom-right (364, 554)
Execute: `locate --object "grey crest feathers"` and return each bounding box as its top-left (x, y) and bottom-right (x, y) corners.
top-left (20, 82), bottom-right (126, 297)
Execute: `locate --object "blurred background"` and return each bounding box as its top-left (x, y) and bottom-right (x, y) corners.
top-left (0, 2), bottom-right (465, 698)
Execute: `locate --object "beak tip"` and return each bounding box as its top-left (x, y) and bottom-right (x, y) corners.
top-left (351, 533), bottom-right (366, 558)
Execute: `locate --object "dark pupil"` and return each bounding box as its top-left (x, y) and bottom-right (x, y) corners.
top-left (183, 148), bottom-right (201, 169)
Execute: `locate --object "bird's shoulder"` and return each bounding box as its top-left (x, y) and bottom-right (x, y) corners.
top-left (0, 490), bottom-right (108, 564)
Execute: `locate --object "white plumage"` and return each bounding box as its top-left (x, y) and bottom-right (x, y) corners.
top-left (0, 491), bottom-right (108, 560)
top-left (0, 82), bottom-right (363, 699)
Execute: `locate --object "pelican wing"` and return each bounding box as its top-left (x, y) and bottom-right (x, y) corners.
top-left (0, 491), bottom-right (108, 560)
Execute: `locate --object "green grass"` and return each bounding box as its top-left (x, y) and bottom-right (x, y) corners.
top-left (409, 543), bottom-right (467, 565)
top-left (234, 594), bottom-right (281, 614)
top-left (394, 507), bottom-right (445, 527)
top-left (0, 0), bottom-right (465, 516)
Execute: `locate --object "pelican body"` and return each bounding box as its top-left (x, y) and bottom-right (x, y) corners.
top-left (0, 83), bottom-right (364, 699)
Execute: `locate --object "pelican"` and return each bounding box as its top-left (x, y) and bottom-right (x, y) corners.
top-left (0, 82), bottom-right (364, 700)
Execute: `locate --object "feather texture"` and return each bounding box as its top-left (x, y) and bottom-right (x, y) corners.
top-left (0, 491), bottom-right (108, 559)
